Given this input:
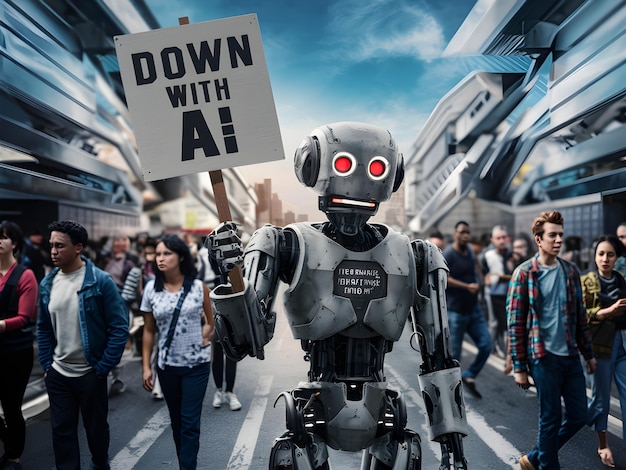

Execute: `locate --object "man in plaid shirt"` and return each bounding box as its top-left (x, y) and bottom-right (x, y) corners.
top-left (507, 211), bottom-right (596, 470)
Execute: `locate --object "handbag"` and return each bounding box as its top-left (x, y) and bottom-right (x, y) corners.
top-left (589, 319), bottom-right (616, 359)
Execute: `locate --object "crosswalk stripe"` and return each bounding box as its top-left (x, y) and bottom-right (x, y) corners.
top-left (227, 397), bottom-right (269, 469)
top-left (110, 405), bottom-right (170, 470)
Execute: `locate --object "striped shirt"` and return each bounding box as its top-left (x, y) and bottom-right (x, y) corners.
top-left (506, 255), bottom-right (594, 374)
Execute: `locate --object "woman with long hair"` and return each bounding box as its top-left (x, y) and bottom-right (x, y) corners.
top-left (582, 235), bottom-right (626, 467)
top-left (140, 234), bottom-right (214, 470)
top-left (0, 221), bottom-right (38, 470)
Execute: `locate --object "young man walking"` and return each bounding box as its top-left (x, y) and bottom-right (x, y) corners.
top-left (443, 221), bottom-right (492, 398)
top-left (507, 211), bottom-right (596, 470)
top-left (38, 221), bottom-right (128, 470)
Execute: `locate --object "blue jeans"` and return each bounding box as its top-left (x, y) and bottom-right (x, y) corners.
top-left (588, 330), bottom-right (626, 436)
top-left (45, 367), bottom-right (110, 470)
top-left (527, 353), bottom-right (587, 470)
top-left (158, 362), bottom-right (211, 470)
top-left (448, 305), bottom-right (492, 379)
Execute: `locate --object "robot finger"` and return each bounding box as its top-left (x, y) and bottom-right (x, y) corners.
top-left (222, 255), bottom-right (244, 272)
top-left (215, 242), bottom-right (244, 259)
top-left (215, 221), bottom-right (240, 235)
top-left (210, 228), bottom-right (242, 247)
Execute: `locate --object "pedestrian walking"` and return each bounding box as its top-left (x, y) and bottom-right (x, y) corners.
top-left (582, 235), bottom-right (626, 468)
top-left (508, 211), bottom-right (596, 470)
top-left (37, 220), bottom-right (129, 470)
top-left (443, 221), bottom-right (492, 398)
top-left (0, 221), bottom-right (38, 470)
top-left (141, 234), bottom-right (214, 470)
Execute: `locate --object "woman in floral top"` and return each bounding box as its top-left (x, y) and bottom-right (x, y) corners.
top-left (141, 234), bottom-right (214, 470)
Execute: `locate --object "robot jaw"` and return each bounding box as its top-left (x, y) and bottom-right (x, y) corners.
top-left (319, 195), bottom-right (379, 236)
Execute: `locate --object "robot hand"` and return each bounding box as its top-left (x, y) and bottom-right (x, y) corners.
top-left (206, 222), bottom-right (244, 274)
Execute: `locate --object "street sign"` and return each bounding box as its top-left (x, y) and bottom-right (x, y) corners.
top-left (115, 14), bottom-right (284, 182)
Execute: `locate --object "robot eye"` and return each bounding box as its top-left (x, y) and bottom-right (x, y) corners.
top-left (368, 157), bottom-right (390, 180)
top-left (332, 152), bottom-right (357, 176)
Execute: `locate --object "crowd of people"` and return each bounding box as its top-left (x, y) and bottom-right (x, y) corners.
top-left (0, 221), bottom-right (243, 470)
top-left (1, 215), bottom-right (626, 469)
top-left (431, 214), bottom-right (626, 470)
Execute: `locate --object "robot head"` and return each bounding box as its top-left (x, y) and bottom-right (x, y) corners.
top-left (294, 122), bottom-right (404, 235)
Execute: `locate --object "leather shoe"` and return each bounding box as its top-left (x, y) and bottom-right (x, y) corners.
top-left (462, 377), bottom-right (482, 399)
top-left (519, 455), bottom-right (535, 470)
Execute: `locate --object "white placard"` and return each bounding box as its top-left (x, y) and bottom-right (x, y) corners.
top-left (115, 14), bottom-right (284, 181)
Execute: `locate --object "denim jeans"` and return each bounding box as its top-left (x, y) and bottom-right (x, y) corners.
top-left (448, 305), bottom-right (492, 379)
top-left (588, 330), bottom-right (626, 437)
top-left (158, 361), bottom-right (211, 470)
top-left (45, 367), bottom-right (110, 470)
top-left (527, 352), bottom-right (587, 469)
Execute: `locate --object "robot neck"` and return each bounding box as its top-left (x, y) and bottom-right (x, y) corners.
top-left (321, 221), bottom-right (386, 252)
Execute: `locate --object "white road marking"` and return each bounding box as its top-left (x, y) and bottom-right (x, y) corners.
top-left (465, 408), bottom-right (519, 469)
top-left (110, 405), bottom-right (170, 470)
top-left (226, 375), bottom-right (274, 469)
top-left (385, 364), bottom-right (452, 461)
top-left (386, 362), bottom-right (521, 469)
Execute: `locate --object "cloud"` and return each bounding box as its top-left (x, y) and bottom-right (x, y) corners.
top-left (325, 0), bottom-right (446, 63)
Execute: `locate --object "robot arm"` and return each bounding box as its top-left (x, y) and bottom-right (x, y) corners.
top-left (411, 239), bottom-right (468, 470)
top-left (207, 223), bottom-right (288, 361)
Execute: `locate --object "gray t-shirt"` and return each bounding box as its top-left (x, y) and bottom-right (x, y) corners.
top-left (537, 263), bottom-right (568, 356)
top-left (49, 263), bottom-right (92, 377)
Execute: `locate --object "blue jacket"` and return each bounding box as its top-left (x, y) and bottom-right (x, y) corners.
top-left (37, 256), bottom-right (129, 377)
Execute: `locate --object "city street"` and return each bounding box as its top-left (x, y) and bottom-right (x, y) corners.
top-left (19, 302), bottom-right (625, 470)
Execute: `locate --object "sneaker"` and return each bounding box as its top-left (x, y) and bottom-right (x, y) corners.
top-left (224, 391), bottom-right (242, 411)
top-left (519, 455), bottom-right (535, 470)
top-left (111, 379), bottom-right (126, 394)
top-left (462, 377), bottom-right (482, 399)
top-left (212, 390), bottom-right (223, 408)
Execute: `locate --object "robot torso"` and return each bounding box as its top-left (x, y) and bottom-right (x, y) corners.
top-left (282, 223), bottom-right (416, 341)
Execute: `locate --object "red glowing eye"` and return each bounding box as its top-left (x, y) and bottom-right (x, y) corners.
top-left (368, 157), bottom-right (390, 180)
top-left (332, 153), bottom-right (357, 176)
top-left (334, 156), bottom-right (352, 173)
top-left (369, 160), bottom-right (385, 177)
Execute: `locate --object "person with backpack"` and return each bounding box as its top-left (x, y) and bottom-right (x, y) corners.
top-left (0, 220), bottom-right (38, 470)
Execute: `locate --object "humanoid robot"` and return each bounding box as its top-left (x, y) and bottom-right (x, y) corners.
top-left (208, 122), bottom-right (468, 469)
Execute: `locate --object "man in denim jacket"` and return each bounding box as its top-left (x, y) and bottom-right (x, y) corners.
top-left (38, 220), bottom-right (128, 470)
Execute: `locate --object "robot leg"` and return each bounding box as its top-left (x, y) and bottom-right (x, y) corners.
top-left (269, 433), bottom-right (330, 470)
top-left (363, 431), bottom-right (421, 470)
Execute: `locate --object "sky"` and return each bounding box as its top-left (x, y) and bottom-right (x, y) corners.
top-left (143, 0), bottom-right (481, 220)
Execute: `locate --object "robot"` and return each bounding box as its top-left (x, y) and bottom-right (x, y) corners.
top-left (207, 122), bottom-right (468, 469)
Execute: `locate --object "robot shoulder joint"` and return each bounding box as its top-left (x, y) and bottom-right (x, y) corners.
top-left (247, 224), bottom-right (281, 256)
top-left (412, 239), bottom-right (449, 274)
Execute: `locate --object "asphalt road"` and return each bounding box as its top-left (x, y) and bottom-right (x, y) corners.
top-left (16, 307), bottom-right (626, 469)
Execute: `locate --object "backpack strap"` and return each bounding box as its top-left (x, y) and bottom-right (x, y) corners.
top-left (0, 265), bottom-right (27, 320)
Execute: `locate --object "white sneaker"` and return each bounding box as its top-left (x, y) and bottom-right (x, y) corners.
top-left (212, 390), bottom-right (223, 408)
top-left (224, 391), bottom-right (242, 411)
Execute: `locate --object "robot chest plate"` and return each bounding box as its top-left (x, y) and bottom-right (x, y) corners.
top-left (282, 224), bottom-right (415, 341)
top-left (333, 259), bottom-right (388, 301)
